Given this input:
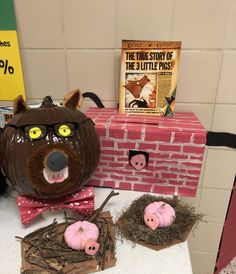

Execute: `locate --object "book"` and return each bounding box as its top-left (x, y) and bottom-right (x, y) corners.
top-left (119, 40), bottom-right (181, 116)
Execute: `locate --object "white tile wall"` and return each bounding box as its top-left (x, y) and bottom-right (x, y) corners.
top-left (172, 0), bottom-right (230, 49)
top-left (212, 104), bottom-right (236, 134)
top-left (116, 0), bottom-right (174, 46)
top-left (115, 50), bottom-right (122, 103)
top-left (224, 0), bottom-right (236, 49)
top-left (176, 50), bottom-right (222, 103)
top-left (188, 222), bottom-right (224, 252)
top-left (190, 251), bottom-right (218, 274)
top-left (175, 103), bottom-right (214, 130)
top-left (217, 51), bottom-right (236, 103)
top-left (66, 50), bottom-right (116, 101)
top-left (14, 0), bottom-right (64, 48)
top-left (80, 99), bottom-right (116, 112)
top-left (62, 0), bottom-right (116, 49)
top-left (199, 188), bottom-right (231, 222)
top-left (203, 149), bottom-right (236, 189)
top-left (21, 50), bottom-right (67, 99)
top-left (3, 1), bottom-right (236, 273)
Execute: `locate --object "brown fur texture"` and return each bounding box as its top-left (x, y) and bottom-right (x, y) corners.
top-left (13, 95), bottom-right (28, 115)
top-left (27, 143), bottom-right (81, 197)
top-left (63, 89), bottom-right (83, 110)
top-left (1, 96), bottom-right (100, 198)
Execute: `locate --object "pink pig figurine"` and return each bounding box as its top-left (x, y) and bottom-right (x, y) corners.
top-left (64, 220), bottom-right (100, 255)
top-left (144, 201), bottom-right (176, 230)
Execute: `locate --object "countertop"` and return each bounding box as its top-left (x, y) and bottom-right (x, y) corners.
top-left (0, 187), bottom-right (193, 274)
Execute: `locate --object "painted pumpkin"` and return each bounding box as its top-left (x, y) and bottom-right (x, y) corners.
top-left (0, 95), bottom-right (100, 198)
top-left (64, 220), bottom-right (100, 255)
top-left (144, 201), bottom-right (176, 230)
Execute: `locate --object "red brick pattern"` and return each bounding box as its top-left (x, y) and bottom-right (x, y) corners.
top-left (86, 108), bottom-right (206, 197)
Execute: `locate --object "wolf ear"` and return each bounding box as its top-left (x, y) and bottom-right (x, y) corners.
top-left (13, 95), bottom-right (28, 115)
top-left (63, 89), bottom-right (83, 109)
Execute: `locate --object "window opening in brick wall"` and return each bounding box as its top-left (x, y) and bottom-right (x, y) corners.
top-left (129, 150), bottom-right (149, 171)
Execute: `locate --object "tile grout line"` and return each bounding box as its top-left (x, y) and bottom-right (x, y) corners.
top-left (209, 0), bottom-right (232, 131)
top-left (114, 0), bottom-right (119, 106)
top-left (170, 0), bottom-right (176, 40)
top-left (60, 0), bottom-right (69, 92)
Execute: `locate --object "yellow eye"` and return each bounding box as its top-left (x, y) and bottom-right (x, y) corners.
top-left (28, 127), bottom-right (43, 139)
top-left (58, 124), bottom-right (71, 137)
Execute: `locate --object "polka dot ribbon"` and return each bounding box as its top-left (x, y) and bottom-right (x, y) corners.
top-left (16, 187), bottom-right (95, 225)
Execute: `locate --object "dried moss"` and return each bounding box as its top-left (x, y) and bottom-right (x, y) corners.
top-left (116, 194), bottom-right (203, 247)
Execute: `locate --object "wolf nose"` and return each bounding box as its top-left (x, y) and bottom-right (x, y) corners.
top-left (46, 151), bottom-right (68, 172)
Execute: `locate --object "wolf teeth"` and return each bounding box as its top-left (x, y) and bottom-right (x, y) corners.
top-left (43, 167), bottom-right (69, 184)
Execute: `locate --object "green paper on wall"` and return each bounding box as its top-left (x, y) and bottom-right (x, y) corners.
top-left (0, 0), bottom-right (26, 100)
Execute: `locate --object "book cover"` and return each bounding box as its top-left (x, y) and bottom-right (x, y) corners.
top-left (119, 40), bottom-right (181, 116)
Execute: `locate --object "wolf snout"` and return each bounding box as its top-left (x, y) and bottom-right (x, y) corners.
top-left (46, 150), bottom-right (68, 172)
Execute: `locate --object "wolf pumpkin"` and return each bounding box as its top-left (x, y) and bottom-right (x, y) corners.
top-left (0, 94), bottom-right (100, 199)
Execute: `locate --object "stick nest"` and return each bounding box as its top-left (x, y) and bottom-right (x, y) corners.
top-left (19, 191), bottom-right (119, 273)
top-left (20, 212), bottom-right (116, 274)
top-left (116, 194), bottom-right (203, 248)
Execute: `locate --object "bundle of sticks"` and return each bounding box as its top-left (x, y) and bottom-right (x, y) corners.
top-left (18, 191), bottom-right (119, 274)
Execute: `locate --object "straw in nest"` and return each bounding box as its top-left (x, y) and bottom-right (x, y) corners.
top-left (116, 194), bottom-right (203, 250)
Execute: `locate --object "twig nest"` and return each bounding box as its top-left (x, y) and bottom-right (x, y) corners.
top-left (64, 220), bottom-right (100, 255)
top-left (144, 201), bottom-right (176, 230)
top-left (117, 194), bottom-right (203, 249)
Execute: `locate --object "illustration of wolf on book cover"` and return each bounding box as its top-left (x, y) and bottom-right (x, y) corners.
top-left (119, 40), bottom-right (181, 116)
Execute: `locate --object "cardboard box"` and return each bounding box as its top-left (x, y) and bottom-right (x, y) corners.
top-left (86, 108), bottom-right (206, 197)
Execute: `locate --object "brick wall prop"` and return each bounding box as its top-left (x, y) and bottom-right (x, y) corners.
top-left (86, 108), bottom-right (206, 197)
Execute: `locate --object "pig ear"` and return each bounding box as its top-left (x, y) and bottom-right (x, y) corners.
top-left (13, 95), bottom-right (28, 115)
top-left (64, 89), bottom-right (83, 109)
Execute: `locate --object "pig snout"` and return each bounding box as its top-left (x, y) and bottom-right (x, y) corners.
top-left (130, 154), bottom-right (147, 171)
top-left (85, 239), bottom-right (100, 255)
top-left (144, 212), bottom-right (160, 230)
top-left (144, 201), bottom-right (176, 229)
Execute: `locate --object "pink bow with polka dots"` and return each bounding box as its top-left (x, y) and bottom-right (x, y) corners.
top-left (16, 187), bottom-right (95, 225)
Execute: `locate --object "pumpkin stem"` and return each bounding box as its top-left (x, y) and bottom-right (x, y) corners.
top-left (40, 96), bottom-right (57, 108)
top-left (78, 227), bottom-right (84, 233)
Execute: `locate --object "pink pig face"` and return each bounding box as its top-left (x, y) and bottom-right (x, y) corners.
top-left (144, 212), bottom-right (160, 230)
top-left (144, 201), bottom-right (176, 230)
top-left (130, 154), bottom-right (147, 171)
